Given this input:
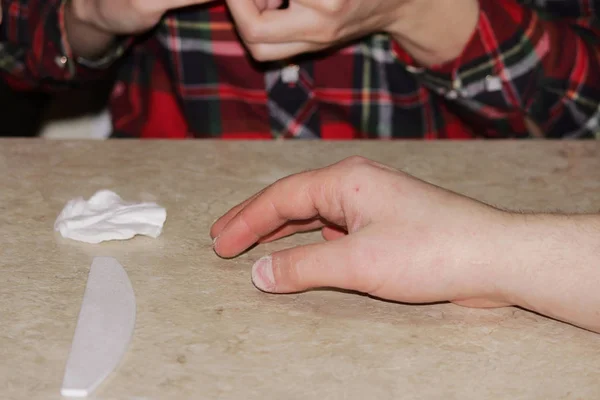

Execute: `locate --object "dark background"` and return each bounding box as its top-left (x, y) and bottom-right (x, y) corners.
top-left (0, 77), bottom-right (113, 137)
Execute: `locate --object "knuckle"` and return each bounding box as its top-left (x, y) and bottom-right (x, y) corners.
top-left (322, 0), bottom-right (344, 14)
top-left (347, 243), bottom-right (384, 294)
top-left (247, 44), bottom-right (275, 62)
top-left (344, 155), bottom-right (370, 166)
top-left (274, 253), bottom-right (305, 288)
top-left (320, 25), bottom-right (341, 43)
top-left (238, 23), bottom-right (265, 44)
top-left (338, 156), bottom-right (374, 189)
top-left (130, 0), bottom-right (147, 12)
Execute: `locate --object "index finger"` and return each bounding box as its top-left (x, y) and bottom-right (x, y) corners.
top-left (213, 168), bottom-right (344, 258)
top-left (209, 189), bottom-right (265, 239)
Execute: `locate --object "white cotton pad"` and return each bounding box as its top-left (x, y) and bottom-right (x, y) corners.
top-left (54, 190), bottom-right (167, 244)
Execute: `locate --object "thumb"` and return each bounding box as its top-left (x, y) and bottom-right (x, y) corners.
top-left (251, 235), bottom-right (377, 294)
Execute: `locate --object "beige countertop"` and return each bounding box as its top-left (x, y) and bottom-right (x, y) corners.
top-left (1, 139), bottom-right (600, 399)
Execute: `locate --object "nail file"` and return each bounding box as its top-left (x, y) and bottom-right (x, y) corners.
top-left (61, 257), bottom-right (136, 398)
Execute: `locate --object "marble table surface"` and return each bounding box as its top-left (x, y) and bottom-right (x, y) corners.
top-left (1, 139), bottom-right (599, 399)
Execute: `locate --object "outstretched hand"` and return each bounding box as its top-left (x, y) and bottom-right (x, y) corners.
top-left (211, 156), bottom-right (512, 308)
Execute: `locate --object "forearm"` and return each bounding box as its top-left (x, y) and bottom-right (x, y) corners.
top-left (500, 213), bottom-right (600, 333)
top-left (64, 0), bottom-right (115, 60)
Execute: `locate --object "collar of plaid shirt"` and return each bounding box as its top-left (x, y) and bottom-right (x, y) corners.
top-left (2, 0), bottom-right (599, 139)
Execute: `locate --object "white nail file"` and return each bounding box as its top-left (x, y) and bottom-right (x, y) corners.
top-left (61, 257), bottom-right (136, 397)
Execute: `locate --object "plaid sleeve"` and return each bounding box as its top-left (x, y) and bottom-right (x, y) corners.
top-left (393, 0), bottom-right (600, 138)
top-left (0, 0), bottom-right (131, 91)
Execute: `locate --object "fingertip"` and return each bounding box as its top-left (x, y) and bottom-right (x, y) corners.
top-left (209, 216), bottom-right (225, 239)
top-left (251, 255), bottom-right (275, 292)
top-left (211, 235), bottom-right (224, 258)
top-left (212, 233), bottom-right (239, 259)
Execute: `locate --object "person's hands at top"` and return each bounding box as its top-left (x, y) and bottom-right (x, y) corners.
top-left (211, 156), bottom-right (513, 308)
top-left (225, 0), bottom-right (480, 66)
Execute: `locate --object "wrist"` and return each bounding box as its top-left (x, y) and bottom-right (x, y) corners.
top-left (387, 0), bottom-right (480, 66)
top-left (454, 208), bottom-right (600, 332)
top-left (502, 213), bottom-right (600, 317)
top-left (450, 208), bottom-right (518, 307)
top-left (65, 0), bottom-right (115, 59)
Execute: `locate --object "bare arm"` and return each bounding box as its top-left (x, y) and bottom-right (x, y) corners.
top-left (501, 214), bottom-right (600, 333)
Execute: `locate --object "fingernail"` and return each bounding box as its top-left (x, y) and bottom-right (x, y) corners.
top-left (252, 255), bottom-right (275, 291)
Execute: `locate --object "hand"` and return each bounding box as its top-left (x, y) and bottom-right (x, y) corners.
top-left (225, 0), bottom-right (480, 65)
top-left (70, 0), bottom-right (216, 35)
top-left (225, 0), bottom-right (416, 61)
top-left (210, 156), bottom-right (513, 308)
top-left (212, 156), bottom-right (600, 333)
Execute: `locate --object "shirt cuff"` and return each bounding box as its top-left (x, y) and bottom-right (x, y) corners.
top-left (391, 0), bottom-right (527, 101)
top-left (55, 0), bottom-right (133, 79)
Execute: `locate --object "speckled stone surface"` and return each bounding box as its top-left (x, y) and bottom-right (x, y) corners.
top-left (1, 139), bottom-right (599, 400)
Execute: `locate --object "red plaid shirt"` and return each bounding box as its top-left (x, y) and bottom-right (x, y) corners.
top-left (1, 0), bottom-right (599, 139)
